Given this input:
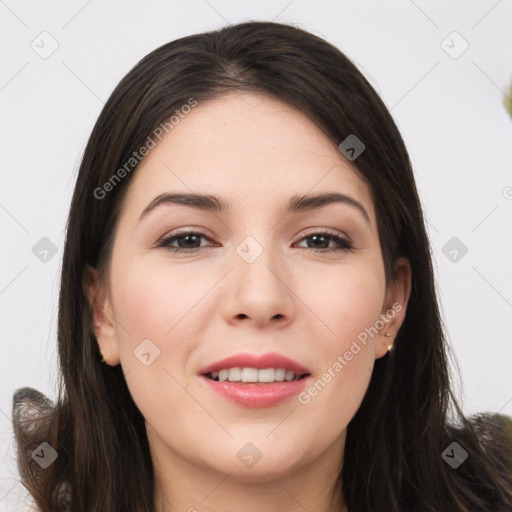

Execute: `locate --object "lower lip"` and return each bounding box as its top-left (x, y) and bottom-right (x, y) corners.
top-left (199, 375), bottom-right (310, 408)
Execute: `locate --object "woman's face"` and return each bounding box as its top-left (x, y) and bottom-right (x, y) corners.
top-left (86, 92), bottom-right (410, 484)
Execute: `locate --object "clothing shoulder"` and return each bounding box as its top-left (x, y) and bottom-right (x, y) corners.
top-left (468, 412), bottom-right (512, 458)
top-left (467, 412), bottom-right (512, 494)
top-left (12, 386), bottom-right (54, 436)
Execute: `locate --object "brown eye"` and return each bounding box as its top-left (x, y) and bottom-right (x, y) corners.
top-left (156, 231), bottom-right (215, 253)
top-left (155, 229), bottom-right (353, 254)
top-left (295, 231), bottom-right (353, 252)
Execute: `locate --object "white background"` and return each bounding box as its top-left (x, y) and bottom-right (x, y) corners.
top-left (1, 1), bottom-right (512, 509)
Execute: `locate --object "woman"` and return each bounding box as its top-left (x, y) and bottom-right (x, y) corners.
top-left (12, 20), bottom-right (512, 512)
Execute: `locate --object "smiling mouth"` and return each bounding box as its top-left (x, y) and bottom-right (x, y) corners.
top-left (204, 368), bottom-right (310, 383)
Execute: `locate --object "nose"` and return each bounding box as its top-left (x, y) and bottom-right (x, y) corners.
top-left (221, 243), bottom-right (295, 329)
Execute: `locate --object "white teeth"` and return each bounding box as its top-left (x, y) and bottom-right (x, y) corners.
top-left (257, 368), bottom-right (275, 382)
top-left (284, 370), bottom-right (295, 381)
top-left (208, 367), bottom-right (303, 383)
top-left (227, 367), bottom-right (242, 381)
top-left (275, 368), bottom-right (285, 381)
top-left (241, 367), bottom-right (258, 382)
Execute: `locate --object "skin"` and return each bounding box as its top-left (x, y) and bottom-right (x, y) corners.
top-left (84, 92), bottom-right (411, 512)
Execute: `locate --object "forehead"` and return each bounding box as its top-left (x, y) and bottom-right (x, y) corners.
top-left (120, 92), bottom-right (375, 223)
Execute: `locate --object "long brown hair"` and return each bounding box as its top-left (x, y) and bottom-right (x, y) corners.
top-left (12, 20), bottom-right (512, 511)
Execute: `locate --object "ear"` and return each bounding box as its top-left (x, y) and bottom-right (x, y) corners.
top-left (82, 264), bottom-right (121, 366)
top-left (374, 256), bottom-right (412, 359)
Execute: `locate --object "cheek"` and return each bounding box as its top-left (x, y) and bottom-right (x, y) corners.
top-left (306, 259), bottom-right (385, 350)
top-left (108, 257), bottom-right (211, 394)
top-left (110, 255), bottom-right (217, 348)
top-left (295, 262), bottom-right (384, 415)
top-left (108, 258), bottom-right (212, 427)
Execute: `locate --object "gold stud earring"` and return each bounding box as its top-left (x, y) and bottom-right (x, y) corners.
top-left (383, 332), bottom-right (393, 352)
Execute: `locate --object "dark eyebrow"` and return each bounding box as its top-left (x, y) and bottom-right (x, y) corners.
top-left (286, 192), bottom-right (370, 223)
top-left (139, 192), bottom-right (370, 224)
top-left (139, 193), bottom-right (229, 220)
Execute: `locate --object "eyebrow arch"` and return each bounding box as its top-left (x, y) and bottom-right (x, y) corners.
top-left (139, 191), bottom-right (370, 224)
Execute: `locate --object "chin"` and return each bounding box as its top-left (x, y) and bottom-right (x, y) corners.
top-left (213, 456), bottom-right (304, 483)
top-left (201, 438), bottom-right (312, 482)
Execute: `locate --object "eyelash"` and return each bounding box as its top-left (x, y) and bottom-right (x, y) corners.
top-left (155, 229), bottom-right (354, 254)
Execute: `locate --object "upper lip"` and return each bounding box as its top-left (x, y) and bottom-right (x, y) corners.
top-left (199, 352), bottom-right (311, 375)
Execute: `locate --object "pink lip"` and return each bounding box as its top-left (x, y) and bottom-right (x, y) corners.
top-left (199, 375), bottom-right (311, 408)
top-left (198, 352), bottom-right (310, 375)
top-left (198, 352), bottom-right (311, 408)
